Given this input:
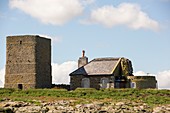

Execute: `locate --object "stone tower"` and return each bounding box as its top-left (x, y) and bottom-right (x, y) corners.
top-left (5, 35), bottom-right (52, 89)
top-left (78, 50), bottom-right (88, 68)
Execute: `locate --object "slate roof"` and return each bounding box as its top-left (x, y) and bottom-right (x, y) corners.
top-left (70, 57), bottom-right (121, 76)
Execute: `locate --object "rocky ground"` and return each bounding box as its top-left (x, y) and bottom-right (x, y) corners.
top-left (0, 99), bottom-right (169, 113)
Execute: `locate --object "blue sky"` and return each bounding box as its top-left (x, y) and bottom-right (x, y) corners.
top-left (0, 0), bottom-right (170, 88)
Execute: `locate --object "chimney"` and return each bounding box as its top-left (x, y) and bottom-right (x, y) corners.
top-left (78, 50), bottom-right (88, 68)
top-left (82, 50), bottom-right (85, 57)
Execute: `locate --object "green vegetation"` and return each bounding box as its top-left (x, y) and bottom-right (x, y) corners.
top-left (0, 88), bottom-right (169, 106)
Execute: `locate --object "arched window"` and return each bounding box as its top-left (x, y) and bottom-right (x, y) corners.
top-left (81, 78), bottom-right (90, 88)
top-left (100, 77), bottom-right (109, 88)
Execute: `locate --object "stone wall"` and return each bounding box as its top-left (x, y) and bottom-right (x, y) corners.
top-left (5, 35), bottom-right (51, 89)
top-left (70, 75), bottom-right (83, 90)
top-left (70, 75), bottom-right (114, 90)
top-left (127, 76), bottom-right (157, 89)
top-left (71, 75), bottom-right (157, 90)
top-left (35, 36), bottom-right (52, 88)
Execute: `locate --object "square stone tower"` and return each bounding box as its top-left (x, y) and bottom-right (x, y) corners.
top-left (5, 35), bottom-right (52, 89)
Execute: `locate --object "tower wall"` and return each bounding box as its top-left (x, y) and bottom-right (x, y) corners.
top-left (5, 35), bottom-right (52, 89)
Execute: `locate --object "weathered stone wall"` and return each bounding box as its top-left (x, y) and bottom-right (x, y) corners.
top-left (89, 76), bottom-right (113, 89)
top-left (71, 75), bottom-right (157, 90)
top-left (70, 75), bottom-right (114, 90)
top-left (70, 75), bottom-right (83, 90)
top-left (5, 35), bottom-right (51, 89)
top-left (35, 36), bottom-right (52, 88)
top-left (127, 76), bottom-right (157, 89)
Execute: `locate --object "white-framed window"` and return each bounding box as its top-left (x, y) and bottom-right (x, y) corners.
top-left (131, 82), bottom-right (136, 88)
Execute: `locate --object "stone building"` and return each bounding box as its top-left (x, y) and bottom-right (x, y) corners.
top-left (5, 35), bottom-right (52, 89)
top-left (127, 76), bottom-right (157, 89)
top-left (69, 51), bottom-right (157, 90)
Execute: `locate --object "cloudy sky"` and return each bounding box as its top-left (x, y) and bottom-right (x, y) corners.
top-left (0, 0), bottom-right (170, 89)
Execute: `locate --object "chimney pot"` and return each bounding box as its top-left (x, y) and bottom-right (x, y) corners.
top-left (82, 50), bottom-right (85, 57)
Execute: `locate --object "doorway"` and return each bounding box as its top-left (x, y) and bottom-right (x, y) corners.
top-left (18, 84), bottom-right (23, 90)
top-left (100, 78), bottom-right (109, 88)
top-left (81, 78), bottom-right (90, 88)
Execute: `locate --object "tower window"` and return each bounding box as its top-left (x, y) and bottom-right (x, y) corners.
top-left (20, 41), bottom-right (22, 44)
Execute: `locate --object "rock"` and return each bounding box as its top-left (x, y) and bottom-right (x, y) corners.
top-left (98, 110), bottom-right (109, 113)
top-left (84, 103), bottom-right (94, 108)
top-left (46, 105), bottom-right (56, 111)
top-left (56, 105), bottom-right (65, 110)
top-left (0, 102), bottom-right (10, 107)
top-left (3, 107), bottom-right (14, 113)
top-left (41, 107), bottom-right (49, 113)
top-left (0, 100), bottom-right (170, 113)
top-left (0, 107), bottom-right (14, 113)
top-left (75, 104), bottom-right (81, 109)
top-left (139, 105), bottom-right (144, 109)
top-left (66, 106), bottom-right (74, 112)
top-left (16, 106), bottom-right (42, 113)
top-left (115, 102), bottom-right (125, 106)
top-left (166, 107), bottom-right (170, 111)
top-left (153, 106), bottom-right (164, 113)
top-left (47, 109), bottom-right (62, 113)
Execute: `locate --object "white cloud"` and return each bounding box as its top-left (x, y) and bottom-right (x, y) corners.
top-left (134, 70), bottom-right (170, 89)
top-left (84, 3), bottom-right (159, 31)
top-left (134, 71), bottom-right (147, 76)
top-left (81, 0), bottom-right (95, 5)
top-left (0, 67), bottom-right (5, 88)
top-left (134, 71), bottom-right (156, 76)
top-left (52, 61), bottom-right (77, 84)
top-left (38, 34), bottom-right (62, 43)
top-left (9, 0), bottom-right (84, 25)
top-left (52, 36), bottom-right (62, 43)
top-left (157, 70), bottom-right (170, 89)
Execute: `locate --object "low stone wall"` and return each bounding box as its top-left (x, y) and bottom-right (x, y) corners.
top-left (127, 76), bottom-right (157, 89)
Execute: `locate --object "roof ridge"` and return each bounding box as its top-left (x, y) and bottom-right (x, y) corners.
top-left (93, 57), bottom-right (121, 61)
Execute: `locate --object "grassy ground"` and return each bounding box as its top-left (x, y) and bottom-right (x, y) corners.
top-left (0, 88), bottom-right (169, 106)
